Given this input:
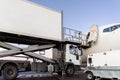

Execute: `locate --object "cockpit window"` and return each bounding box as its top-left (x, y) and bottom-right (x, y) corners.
top-left (103, 24), bottom-right (120, 33)
top-left (103, 28), bottom-right (110, 32)
top-left (111, 26), bottom-right (118, 31)
top-left (116, 25), bottom-right (120, 28)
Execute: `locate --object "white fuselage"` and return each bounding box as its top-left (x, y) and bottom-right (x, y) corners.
top-left (82, 23), bottom-right (120, 63)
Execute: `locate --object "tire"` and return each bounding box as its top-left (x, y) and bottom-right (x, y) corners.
top-left (3, 64), bottom-right (18, 80)
top-left (86, 71), bottom-right (94, 80)
top-left (66, 65), bottom-right (75, 76)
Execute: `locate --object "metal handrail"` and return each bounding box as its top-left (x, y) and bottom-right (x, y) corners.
top-left (64, 27), bottom-right (87, 44)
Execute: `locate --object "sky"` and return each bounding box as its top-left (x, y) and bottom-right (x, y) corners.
top-left (28, 0), bottom-right (120, 33)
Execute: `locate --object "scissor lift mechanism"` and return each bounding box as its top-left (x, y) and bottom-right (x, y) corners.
top-left (0, 41), bottom-right (55, 63)
top-left (0, 27), bottom-right (88, 80)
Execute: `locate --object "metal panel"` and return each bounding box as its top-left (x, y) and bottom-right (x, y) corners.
top-left (0, 0), bottom-right (62, 41)
top-left (88, 50), bottom-right (120, 67)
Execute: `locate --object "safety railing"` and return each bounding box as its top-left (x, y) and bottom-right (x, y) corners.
top-left (64, 27), bottom-right (87, 45)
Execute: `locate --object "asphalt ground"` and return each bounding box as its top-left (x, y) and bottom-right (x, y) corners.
top-left (0, 71), bottom-right (87, 80)
top-left (16, 72), bottom-right (87, 80)
top-left (0, 71), bottom-right (112, 80)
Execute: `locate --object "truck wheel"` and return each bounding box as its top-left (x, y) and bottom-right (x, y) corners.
top-left (3, 64), bottom-right (18, 80)
top-left (86, 71), bottom-right (94, 80)
top-left (66, 65), bottom-right (75, 76)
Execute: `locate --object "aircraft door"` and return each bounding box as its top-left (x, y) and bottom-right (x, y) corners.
top-left (87, 24), bottom-right (99, 44)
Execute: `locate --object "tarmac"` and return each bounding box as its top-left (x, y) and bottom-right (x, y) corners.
top-left (0, 71), bottom-right (87, 80)
top-left (0, 71), bottom-right (111, 80)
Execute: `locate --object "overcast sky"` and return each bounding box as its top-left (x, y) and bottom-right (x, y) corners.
top-left (28, 0), bottom-right (120, 33)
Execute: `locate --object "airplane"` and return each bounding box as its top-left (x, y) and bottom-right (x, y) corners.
top-left (82, 23), bottom-right (120, 63)
top-left (82, 23), bottom-right (120, 79)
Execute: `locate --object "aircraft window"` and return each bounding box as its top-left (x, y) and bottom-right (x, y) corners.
top-left (116, 25), bottom-right (120, 27)
top-left (103, 28), bottom-right (110, 32)
top-left (103, 25), bottom-right (119, 32)
top-left (111, 26), bottom-right (118, 31)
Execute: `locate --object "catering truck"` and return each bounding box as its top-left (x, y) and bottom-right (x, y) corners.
top-left (0, 0), bottom-right (84, 80)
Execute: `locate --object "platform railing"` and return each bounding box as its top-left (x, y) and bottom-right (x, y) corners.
top-left (64, 27), bottom-right (87, 45)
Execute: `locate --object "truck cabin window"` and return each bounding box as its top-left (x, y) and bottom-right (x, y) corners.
top-left (69, 45), bottom-right (77, 55)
